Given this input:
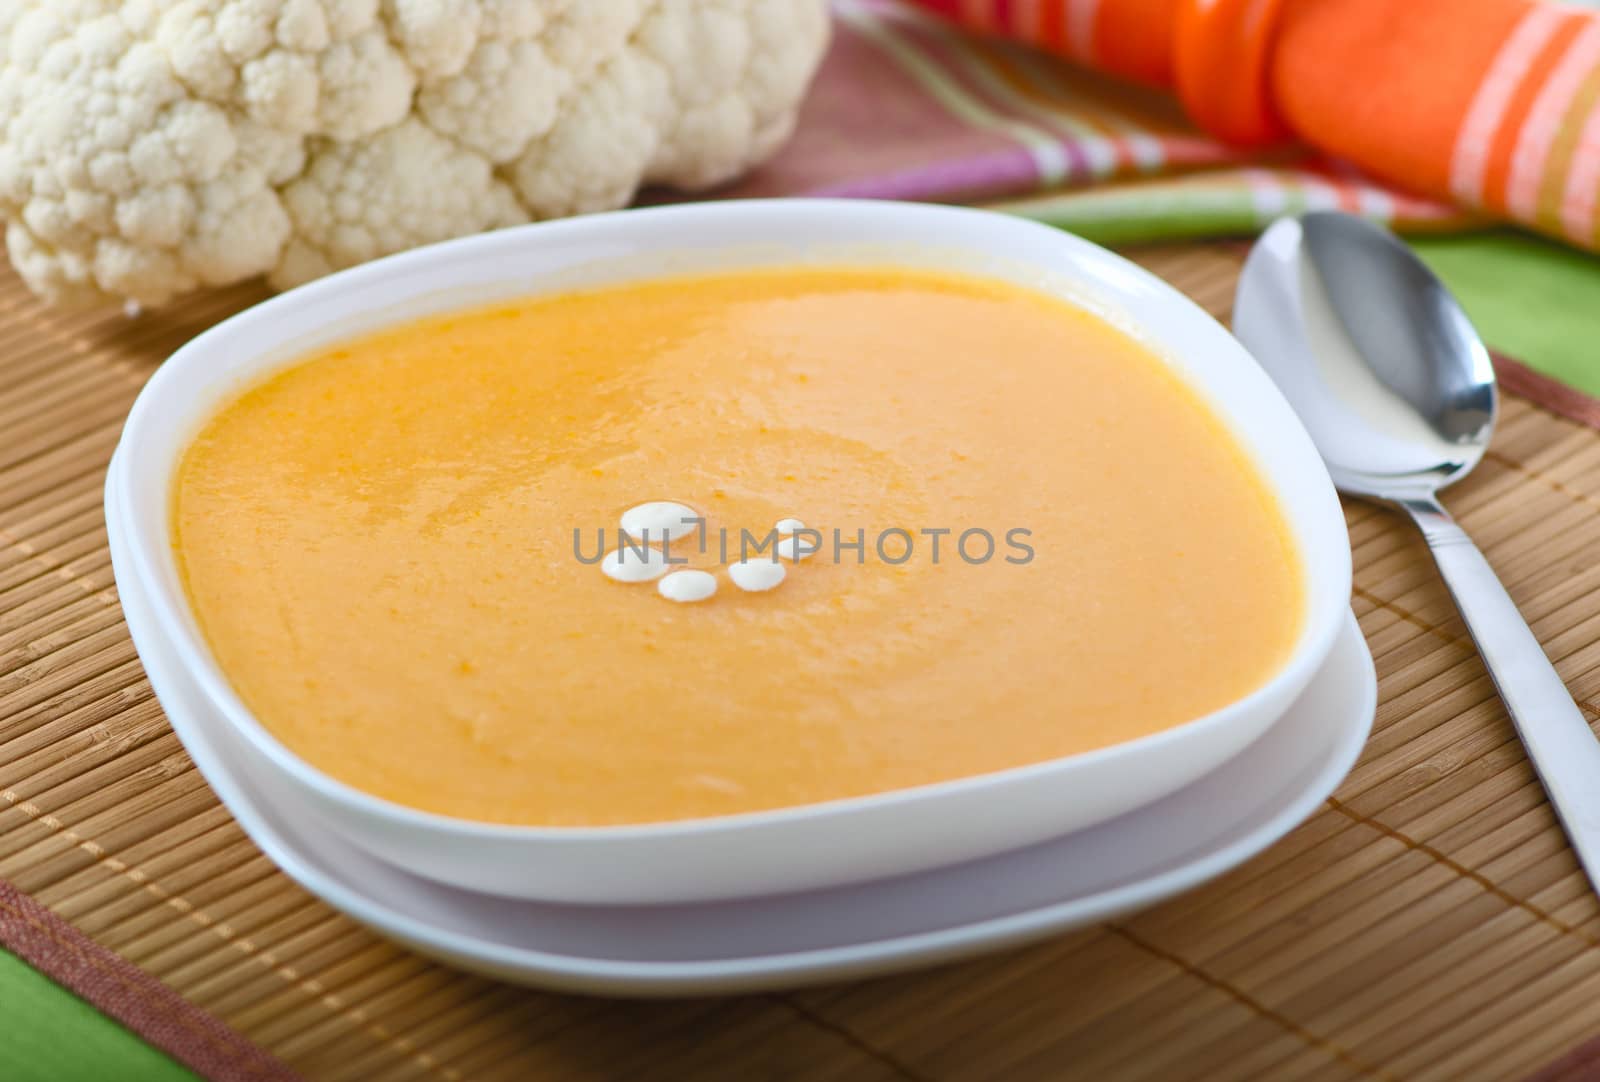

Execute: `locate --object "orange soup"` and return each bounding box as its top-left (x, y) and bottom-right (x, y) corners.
top-left (173, 266), bottom-right (1303, 826)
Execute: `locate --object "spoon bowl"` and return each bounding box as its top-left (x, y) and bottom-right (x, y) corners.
top-left (1235, 210), bottom-right (1600, 898)
top-left (1235, 212), bottom-right (1497, 500)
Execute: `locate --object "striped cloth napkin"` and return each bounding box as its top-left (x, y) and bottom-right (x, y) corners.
top-left (890, 0), bottom-right (1600, 252)
top-left (714, 0), bottom-right (1470, 243)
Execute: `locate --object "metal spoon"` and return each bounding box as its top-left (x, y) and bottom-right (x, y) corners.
top-left (1235, 210), bottom-right (1600, 893)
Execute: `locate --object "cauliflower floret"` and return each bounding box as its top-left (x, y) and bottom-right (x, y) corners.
top-left (273, 117), bottom-right (525, 287)
top-left (0, 0), bottom-right (830, 307)
top-left (414, 28), bottom-right (573, 164)
top-left (510, 0), bottom-right (827, 215)
top-left (0, 6), bottom-right (289, 304)
top-left (511, 50), bottom-right (674, 219)
top-left (381, 0), bottom-right (481, 80)
top-left (640, 0), bottom-right (829, 189)
top-left (158, 0), bottom-right (414, 137)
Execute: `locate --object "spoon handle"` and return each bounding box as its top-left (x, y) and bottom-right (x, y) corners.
top-left (1401, 495), bottom-right (1600, 891)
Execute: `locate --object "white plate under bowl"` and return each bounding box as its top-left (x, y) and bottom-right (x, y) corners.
top-left (106, 199), bottom-right (1353, 905)
top-left (117, 516), bottom-right (1373, 995)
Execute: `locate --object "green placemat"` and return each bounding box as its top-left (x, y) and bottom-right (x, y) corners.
top-left (0, 949), bottom-right (196, 1082)
top-left (1412, 229), bottom-right (1600, 399)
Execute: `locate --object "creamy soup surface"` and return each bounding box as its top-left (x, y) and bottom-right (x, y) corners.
top-left (174, 266), bottom-right (1304, 826)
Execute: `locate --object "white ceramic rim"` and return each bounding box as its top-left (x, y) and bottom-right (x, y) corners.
top-left (110, 198), bottom-right (1354, 845)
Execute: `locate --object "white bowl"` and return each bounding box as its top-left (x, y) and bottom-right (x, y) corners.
top-left (107, 199), bottom-right (1352, 905)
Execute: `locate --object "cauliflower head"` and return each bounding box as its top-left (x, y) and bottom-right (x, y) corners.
top-left (0, 0), bottom-right (829, 306)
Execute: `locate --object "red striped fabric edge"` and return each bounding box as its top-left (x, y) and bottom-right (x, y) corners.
top-left (1493, 350), bottom-right (1600, 430)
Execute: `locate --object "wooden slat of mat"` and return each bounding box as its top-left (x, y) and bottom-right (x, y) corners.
top-left (3, 246), bottom-right (1599, 1082)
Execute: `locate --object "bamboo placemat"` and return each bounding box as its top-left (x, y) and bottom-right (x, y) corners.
top-left (4, 243), bottom-right (1600, 1082)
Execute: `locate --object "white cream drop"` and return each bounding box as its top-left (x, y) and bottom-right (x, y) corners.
top-left (620, 501), bottom-right (700, 544)
top-left (774, 517), bottom-right (805, 535)
top-left (729, 558), bottom-right (787, 592)
top-left (658, 569), bottom-right (717, 603)
top-left (600, 545), bottom-right (671, 583)
top-left (777, 535), bottom-right (819, 562)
